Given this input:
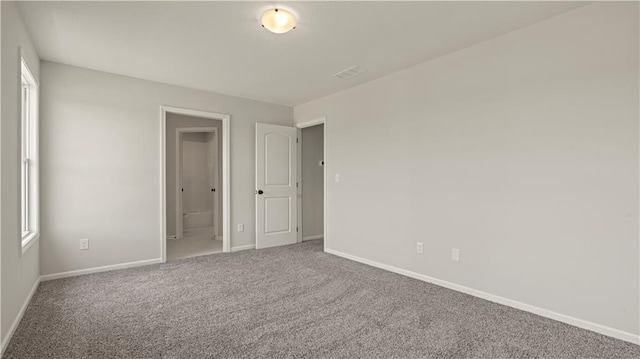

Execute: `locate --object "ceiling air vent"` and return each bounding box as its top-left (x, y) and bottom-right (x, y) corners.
top-left (333, 65), bottom-right (368, 80)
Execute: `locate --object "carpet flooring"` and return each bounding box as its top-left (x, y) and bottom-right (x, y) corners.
top-left (3, 240), bottom-right (639, 358)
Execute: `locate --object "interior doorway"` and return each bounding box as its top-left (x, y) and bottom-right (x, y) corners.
top-left (255, 123), bottom-right (298, 249)
top-left (253, 118), bottom-right (327, 251)
top-left (170, 127), bottom-right (220, 260)
top-left (296, 118), bottom-right (326, 250)
top-left (299, 124), bottom-right (325, 242)
top-left (161, 106), bottom-right (230, 262)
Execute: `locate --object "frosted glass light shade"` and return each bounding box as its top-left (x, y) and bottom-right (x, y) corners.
top-left (261, 8), bottom-right (296, 34)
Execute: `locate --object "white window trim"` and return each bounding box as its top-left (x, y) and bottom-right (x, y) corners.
top-left (20, 53), bottom-right (39, 256)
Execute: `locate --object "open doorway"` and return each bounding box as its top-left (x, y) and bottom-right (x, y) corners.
top-left (296, 119), bottom-right (326, 248)
top-left (169, 128), bottom-right (220, 259)
top-left (254, 119), bottom-right (326, 250)
top-left (161, 107), bottom-right (230, 261)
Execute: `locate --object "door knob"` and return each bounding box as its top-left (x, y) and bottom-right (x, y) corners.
top-left (257, 190), bottom-right (264, 195)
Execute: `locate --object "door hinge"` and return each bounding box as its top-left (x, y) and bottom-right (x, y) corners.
top-left (296, 138), bottom-right (299, 143)
top-left (296, 227), bottom-right (299, 232)
top-left (296, 182), bottom-right (299, 188)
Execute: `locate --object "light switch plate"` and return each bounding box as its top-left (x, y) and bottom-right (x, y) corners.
top-left (452, 248), bottom-right (460, 262)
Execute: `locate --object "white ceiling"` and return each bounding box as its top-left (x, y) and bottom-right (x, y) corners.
top-left (17, 1), bottom-right (586, 106)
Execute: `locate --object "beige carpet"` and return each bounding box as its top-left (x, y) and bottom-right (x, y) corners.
top-left (3, 240), bottom-right (639, 358)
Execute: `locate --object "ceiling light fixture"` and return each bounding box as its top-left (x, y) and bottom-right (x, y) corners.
top-left (261, 8), bottom-right (296, 34)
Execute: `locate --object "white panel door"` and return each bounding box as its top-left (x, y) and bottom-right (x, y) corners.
top-left (256, 123), bottom-right (298, 249)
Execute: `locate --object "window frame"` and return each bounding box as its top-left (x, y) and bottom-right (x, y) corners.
top-left (20, 54), bottom-right (39, 255)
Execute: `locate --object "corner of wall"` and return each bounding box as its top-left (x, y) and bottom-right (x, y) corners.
top-left (1, 0), bottom-right (41, 345)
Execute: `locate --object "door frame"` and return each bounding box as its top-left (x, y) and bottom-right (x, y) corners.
top-left (295, 117), bottom-right (327, 252)
top-left (161, 106), bottom-right (231, 262)
top-left (175, 127), bottom-right (219, 241)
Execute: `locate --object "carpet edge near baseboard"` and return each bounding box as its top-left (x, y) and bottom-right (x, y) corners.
top-left (324, 247), bottom-right (640, 345)
top-left (1, 276), bottom-right (40, 357)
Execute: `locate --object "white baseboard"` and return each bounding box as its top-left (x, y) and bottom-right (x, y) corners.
top-left (40, 258), bottom-right (163, 281)
top-left (302, 235), bottom-right (324, 241)
top-left (231, 244), bottom-right (255, 252)
top-left (325, 248), bottom-right (640, 345)
top-left (1, 277), bottom-right (40, 356)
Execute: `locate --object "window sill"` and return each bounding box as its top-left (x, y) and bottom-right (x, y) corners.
top-left (21, 232), bottom-right (39, 256)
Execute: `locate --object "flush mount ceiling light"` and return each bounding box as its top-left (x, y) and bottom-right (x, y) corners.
top-left (261, 8), bottom-right (296, 34)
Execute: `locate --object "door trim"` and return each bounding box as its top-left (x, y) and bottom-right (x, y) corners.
top-left (296, 117), bottom-right (327, 252)
top-left (175, 127), bottom-right (218, 241)
top-left (160, 106), bottom-right (231, 262)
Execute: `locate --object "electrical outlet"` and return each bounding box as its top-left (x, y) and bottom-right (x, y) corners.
top-left (80, 238), bottom-right (89, 250)
top-left (416, 242), bottom-right (423, 254)
top-left (237, 223), bottom-right (244, 232)
top-left (335, 173), bottom-right (340, 183)
top-left (451, 248), bottom-right (460, 262)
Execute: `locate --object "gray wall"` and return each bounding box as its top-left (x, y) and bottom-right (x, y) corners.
top-left (302, 124), bottom-right (324, 238)
top-left (294, 2), bottom-right (639, 336)
top-left (166, 114), bottom-right (222, 236)
top-left (39, 62), bottom-right (293, 276)
top-left (1, 1), bottom-right (41, 344)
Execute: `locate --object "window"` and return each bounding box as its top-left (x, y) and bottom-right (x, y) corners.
top-left (21, 56), bottom-right (39, 253)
